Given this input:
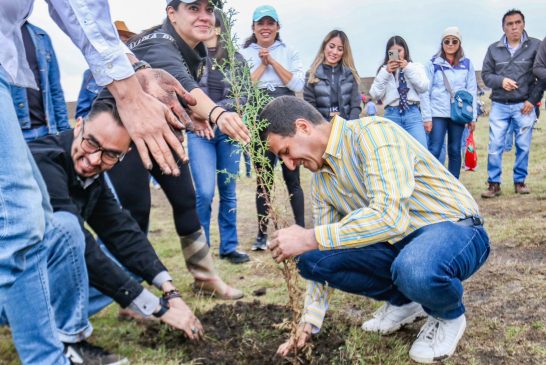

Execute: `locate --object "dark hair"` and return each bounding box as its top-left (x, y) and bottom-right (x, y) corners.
top-left (88, 99), bottom-right (123, 127)
top-left (243, 18), bottom-right (281, 48)
top-left (212, 9), bottom-right (228, 61)
top-left (502, 9), bottom-right (525, 26)
top-left (377, 35), bottom-right (412, 74)
top-left (260, 96), bottom-right (325, 139)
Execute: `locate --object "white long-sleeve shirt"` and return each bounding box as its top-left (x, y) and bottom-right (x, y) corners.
top-left (0, 0), bottom-right (133, 88)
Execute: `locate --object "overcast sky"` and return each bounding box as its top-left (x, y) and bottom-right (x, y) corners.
top-left (29, 0), bottom-right (545, 101)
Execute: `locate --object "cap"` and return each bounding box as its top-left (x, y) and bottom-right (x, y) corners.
top-left (252, 5), bottom-right (279, 23)
top-left (442, 26), bottom-right (462, 42)
top-left (114, 20), bottom-right (136, 38)
top-left (166, 0), bottom-right (221, 7)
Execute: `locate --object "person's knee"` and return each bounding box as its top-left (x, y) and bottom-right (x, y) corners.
top-left (51, 211), bottom-right (85, 253)
top-left (391, 254), bottom-right (432, 295)
top-left (296, 252), bottom-right (323, 281)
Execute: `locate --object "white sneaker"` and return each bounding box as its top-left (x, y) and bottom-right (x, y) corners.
top-left (409, 314), bottom-right (466, 364)
top-left (361, 302), bottom-right (426, 335)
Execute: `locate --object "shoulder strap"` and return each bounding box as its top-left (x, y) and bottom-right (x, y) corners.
top-left (439, 66), bottom-right (454, 101)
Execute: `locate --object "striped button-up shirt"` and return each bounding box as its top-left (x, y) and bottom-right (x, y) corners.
top-left (301, 115), bottom-right (479, 330)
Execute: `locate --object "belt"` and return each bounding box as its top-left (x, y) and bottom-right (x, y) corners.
top-left (493, 99), bottom-right (525, 105)
top-left (457, 216), bottom-right (484, 227)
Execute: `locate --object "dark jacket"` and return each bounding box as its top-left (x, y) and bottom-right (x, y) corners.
top-left (198, 51), bottom-right (247, 111)
top-left (29, 132), bottom-right (168, 307)
top-left (533, 36), bottom-right (546, 81)
top-left (482, 32), bottom-right (543, 104)
top-left (304, 64), bottom-right (361, 121)
top-left (127, 20), bottom-right (206, 92)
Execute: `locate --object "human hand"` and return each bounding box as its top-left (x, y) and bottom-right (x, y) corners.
top-left (386, 60), bottom-right (399, 73)
top-left (259, 48), bottom-right (270, 65)
top-left (160, 299), bottom-right (203, 341)
top-left (521, 100), bottom-right (534, 115)
top-left (108, 76), bottom-right (187, 175)
top-left (216, 111), bottom-right (251, 144)
top-left (398, 59), bottom-right (408, 69)
top-left (467, 121), bottom-right (476, 132)
top-left (424, 121), bottom-right (433, 133)
top-left (135, 68), bottom-right (196, 130)
top-left (502, 78), bottom-right (518, 91)
top-left (190, 114), bottom-right (215, 140)
top-left (269, 225), bottom-right (318, 262)
top-left (276, 323), bottom-right (312, 357)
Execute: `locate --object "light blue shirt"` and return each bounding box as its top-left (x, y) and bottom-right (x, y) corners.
top-left (240, 40), bottom-right (304, 92)
top-left (503, 33), bottom-right (528, 56)
top-left (0, 0), bottom-right (133, 88)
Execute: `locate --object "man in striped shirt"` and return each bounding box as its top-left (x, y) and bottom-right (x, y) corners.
top-left (263, 96), bottom-right (490, 364)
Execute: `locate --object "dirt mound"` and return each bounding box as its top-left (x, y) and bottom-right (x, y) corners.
top-left (139, 300), bottom-right (350, 364)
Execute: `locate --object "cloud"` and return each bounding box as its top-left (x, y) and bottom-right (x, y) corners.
top-left (28, 0), bottom-right (545, 101)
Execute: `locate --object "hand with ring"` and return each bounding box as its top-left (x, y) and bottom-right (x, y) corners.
top-left (160, 297), bottom-right (204, 340)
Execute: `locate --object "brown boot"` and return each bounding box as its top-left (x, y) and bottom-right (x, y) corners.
top-left (514, 182), bottom-right (530, 194)
top-left (180, 230), bottom-right (244, 300)
top-left (481, 182), bottom-right (501, 198)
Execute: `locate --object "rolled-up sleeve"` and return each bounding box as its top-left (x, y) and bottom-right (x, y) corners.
top-left (46, 0), bottom-right (134, 86)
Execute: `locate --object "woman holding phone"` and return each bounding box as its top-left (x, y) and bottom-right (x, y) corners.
top-left (421, 27), bottom-right (477, 178)
top-left (370, 35), bottom-right (429, 146)
top-left (303, 30), bottom-right (361, 121)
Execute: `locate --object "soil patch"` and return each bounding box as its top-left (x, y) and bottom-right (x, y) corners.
top-left (139, 300), bottom-right (350, 364)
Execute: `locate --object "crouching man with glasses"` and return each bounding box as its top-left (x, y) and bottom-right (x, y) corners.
top-left (27, 100), bottom-right (203, 364)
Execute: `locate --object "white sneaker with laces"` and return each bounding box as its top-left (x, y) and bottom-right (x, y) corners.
top-left (409, 314), bottom-right (466, 364)
top-left (361, 302), bottom-right (426, 335)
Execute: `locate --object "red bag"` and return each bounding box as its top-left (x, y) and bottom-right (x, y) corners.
top-left (464, 131), bottom-right (478, 171)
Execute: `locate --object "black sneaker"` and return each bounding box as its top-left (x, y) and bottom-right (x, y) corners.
top-left (220, 250), bottom-right (250, 264)
top-left (64, 341), bottom-right (129, 365)
top-left (251, 234), bottom-right (268, 251)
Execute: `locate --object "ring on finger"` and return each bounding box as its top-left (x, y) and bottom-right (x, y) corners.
top-left (191, 327), bottom-right (198, 334)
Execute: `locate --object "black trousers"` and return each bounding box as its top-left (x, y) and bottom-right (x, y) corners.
top-left (107, 147), bottom-right (201, 236)
top-left (254, 150), bottom-right (305, 235)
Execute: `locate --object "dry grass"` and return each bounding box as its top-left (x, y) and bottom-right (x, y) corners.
top-left (1, 104), bottom-right (545, 364)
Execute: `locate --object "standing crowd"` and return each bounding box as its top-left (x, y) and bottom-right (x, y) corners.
top-left (0, 1), bottom-right (545, 364)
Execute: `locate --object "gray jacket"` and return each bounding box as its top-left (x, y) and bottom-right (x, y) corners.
top-left (533, 36), bottom-right (546, 81)
top-left (304, 64), bottom-right (361, 120)
top-left (482, 32), bottom-right (543, 104)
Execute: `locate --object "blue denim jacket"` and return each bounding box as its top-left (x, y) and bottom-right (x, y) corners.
top-left (75, 69), bottom-right (103, 119)
top-left (10, 23), bottom-right (70, 136)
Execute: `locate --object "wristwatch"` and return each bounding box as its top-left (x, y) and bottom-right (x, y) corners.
top-left (152, 296), bottom-right (170, 318)
top-left (132, 60), bottom-right (151, 72)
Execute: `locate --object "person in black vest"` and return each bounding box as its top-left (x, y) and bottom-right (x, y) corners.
top-left (304, 29), bottom-right (361, 122)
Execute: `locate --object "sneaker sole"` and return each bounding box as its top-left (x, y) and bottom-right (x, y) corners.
top-left (362, 309), bottom-right (427, 335)
top-left (409, 319), bottom-right (467, 364)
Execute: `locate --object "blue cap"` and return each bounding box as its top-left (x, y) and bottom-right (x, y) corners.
top-left (252, 5), bottom-right (279, 23)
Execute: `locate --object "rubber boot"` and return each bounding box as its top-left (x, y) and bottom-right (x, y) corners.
top-left (180, 230), bottom-right (243, 300)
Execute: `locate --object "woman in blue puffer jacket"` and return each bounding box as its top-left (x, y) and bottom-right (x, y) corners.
top-left (421, 26), bottom-right (477, 178)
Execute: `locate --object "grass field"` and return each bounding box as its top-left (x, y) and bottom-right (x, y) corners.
top-left (1, 102), bottom-right (545, 364)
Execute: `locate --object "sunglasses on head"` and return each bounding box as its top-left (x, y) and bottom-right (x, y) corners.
top-left (443, 38), bottom-right (459, 46)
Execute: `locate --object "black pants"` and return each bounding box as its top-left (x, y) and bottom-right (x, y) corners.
top-left (255, 150), bottom-right (305, 235)
top-left (107, 147), bottom-right (201, 236)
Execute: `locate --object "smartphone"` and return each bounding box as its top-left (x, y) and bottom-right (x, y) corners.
top-left (388, 49), bottom-right (399, 61)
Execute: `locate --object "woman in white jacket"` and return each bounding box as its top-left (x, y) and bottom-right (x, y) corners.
top-left (370, 36), bottom-right (429, 146)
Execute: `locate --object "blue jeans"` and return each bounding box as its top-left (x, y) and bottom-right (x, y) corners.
top-left (297, 221), bottom-right (490, 319)
top-left (487, 102), bottom-right (535, 183)
top-left (384, 105), bottom-right (427, 147)
top-left (22, 125), bottom-right (49, 142)
top-left (188, 130), bottom-right (241, 255)
top-left (428, 117), bottom-right (465, 178)
top-left (1, 212), bottom-right (93, 341)
top-left (0, 66), bottom-right (69, 364)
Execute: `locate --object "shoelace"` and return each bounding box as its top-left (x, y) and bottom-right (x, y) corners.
top-left (417, 318), bottom-right (445, 346)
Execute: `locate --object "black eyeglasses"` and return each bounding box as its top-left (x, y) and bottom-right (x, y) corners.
top-left (443, 39), bottom-right (459, 46)
top-left (80, 120), bottom-right (126, 165)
